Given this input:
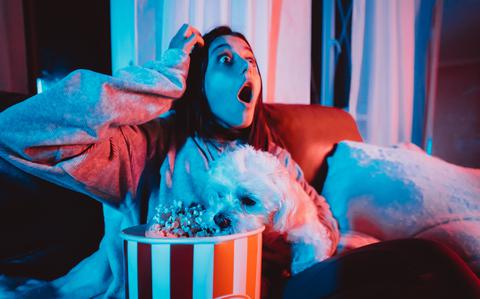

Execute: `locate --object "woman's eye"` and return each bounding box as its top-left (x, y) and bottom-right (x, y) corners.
top-left (219, 55), bottom-right (232, 64)
top-left (246, 57), bottom-right (255, 64)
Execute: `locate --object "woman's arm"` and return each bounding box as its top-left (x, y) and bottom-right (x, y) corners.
top-left (0, 24), bottom-right (203, 209)
top-left (0, 47), bottom-right (192, 209)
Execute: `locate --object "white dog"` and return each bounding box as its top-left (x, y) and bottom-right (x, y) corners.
top-left (201, 145), bottom-right (336, 274)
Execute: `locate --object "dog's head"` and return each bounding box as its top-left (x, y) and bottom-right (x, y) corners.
top-left (201, 146), bottom-right (335, 274)
top-left (201, 146), bottom-right (288, 234)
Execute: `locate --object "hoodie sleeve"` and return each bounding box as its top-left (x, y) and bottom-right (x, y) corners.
top-left (0, 48), bottom-right (189, 208)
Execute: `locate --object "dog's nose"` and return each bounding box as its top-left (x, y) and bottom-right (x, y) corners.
top-left (214, 213), bottom-right (231, 229)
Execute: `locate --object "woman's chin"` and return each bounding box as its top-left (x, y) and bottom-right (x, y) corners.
top-left (231, 118), bottom-right (254, 129)
top-left (212, 106), bottom-right (255, 130)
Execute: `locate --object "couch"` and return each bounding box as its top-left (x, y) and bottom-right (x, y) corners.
top-left (0, 103), bottom-right (359, 280)
top-left (1, 102), bottom-right (478, 282)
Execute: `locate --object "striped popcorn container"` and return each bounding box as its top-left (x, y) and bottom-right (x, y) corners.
top-left (121, 225), bottom-right (265, 299)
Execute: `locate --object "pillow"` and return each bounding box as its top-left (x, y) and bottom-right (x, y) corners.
top-left (322, 141), bottom-right (480, 272)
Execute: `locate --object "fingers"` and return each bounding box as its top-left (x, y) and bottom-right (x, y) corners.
top-left (194, 29), bottom-right (205, 47)
top-left (183, 25), bottom-right (192, 38)
top-left (182, 24), bottom-right (204, 51)
top-left (185, 28), bottom-right (205, 48)
top-left (169, 23), bottom-right (204, 53)
top-left (179, 23), bottom-right (201, 40)
top-left (179, 23), bottom-right (189, 37)
top-left (190, 27), bottom-right (205, 47)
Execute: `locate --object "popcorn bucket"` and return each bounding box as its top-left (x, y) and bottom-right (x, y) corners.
top-left (121, 225), bottom-right (265, 299)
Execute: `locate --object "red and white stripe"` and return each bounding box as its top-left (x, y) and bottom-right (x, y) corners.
top-left (123, 227), bottom-right (263, 299)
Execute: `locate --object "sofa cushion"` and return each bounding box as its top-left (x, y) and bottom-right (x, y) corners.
top-left (322, 141), bottom-right (480, 273)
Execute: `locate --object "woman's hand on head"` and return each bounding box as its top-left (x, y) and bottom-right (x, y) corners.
top-left (169, 24), bottom-right (204, 54)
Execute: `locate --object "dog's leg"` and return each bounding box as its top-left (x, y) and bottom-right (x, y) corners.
top-left (273, 181), bottom-right (334, 274)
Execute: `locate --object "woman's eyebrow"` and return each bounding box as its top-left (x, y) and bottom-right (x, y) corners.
top-left (211, 43), bottom-right (231, 54)
top-left (210, 43), bottom-right (253, 56)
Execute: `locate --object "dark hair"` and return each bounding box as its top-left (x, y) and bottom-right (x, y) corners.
top-left (170, 26), bottom-right (284, 151)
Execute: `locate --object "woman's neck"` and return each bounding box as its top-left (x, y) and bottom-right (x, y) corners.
top-left (206, 119), bottom-right (249, 142)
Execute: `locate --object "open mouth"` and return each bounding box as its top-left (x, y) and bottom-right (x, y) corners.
top-left (237, 83), bottom-right (253, 104)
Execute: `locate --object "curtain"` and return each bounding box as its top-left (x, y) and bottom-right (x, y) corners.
top-left (111, 0), bottom-right (312, 104)
top-left (348, 0), bottom-right (416, 146)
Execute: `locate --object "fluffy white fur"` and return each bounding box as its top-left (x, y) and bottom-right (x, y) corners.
top-left (201, 145), bottom-right (334, 274)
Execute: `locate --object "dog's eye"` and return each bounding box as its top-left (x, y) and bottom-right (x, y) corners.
top-left (240, 196), bottom-right (256, 206)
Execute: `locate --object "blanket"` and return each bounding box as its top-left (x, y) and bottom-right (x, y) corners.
top-left (322, 141), bottom-right (480, 274)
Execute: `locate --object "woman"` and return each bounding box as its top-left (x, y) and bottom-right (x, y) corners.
top-left (1, 24), bottom-right (479, 299)
top-left (0, 24), bottom-right (338, 298)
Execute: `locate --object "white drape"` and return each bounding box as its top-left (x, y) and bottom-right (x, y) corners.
top-left (348, 0), bottom-right (416, 146)
top-left (111, 0), bottom-right (312, 104)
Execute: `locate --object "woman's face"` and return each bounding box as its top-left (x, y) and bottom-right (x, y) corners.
top-left (204, 35), bottom-right (261, 129)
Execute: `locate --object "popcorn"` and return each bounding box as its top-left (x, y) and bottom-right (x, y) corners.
top-left (145, 201), bottom-right (221, 238)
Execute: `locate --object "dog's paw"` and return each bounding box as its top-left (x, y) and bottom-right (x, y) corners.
top-left (290, 243), bottom-right (321, 274)
top-left (337, 231), bottom-right (381, 253)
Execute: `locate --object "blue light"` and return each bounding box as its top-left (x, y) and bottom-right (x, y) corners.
top-left (36, 75), bottom-right (64, 94)
top-left (426, 138), bottom-right (433, 155)
top-left (36, 78), bottom-right (44, 94)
